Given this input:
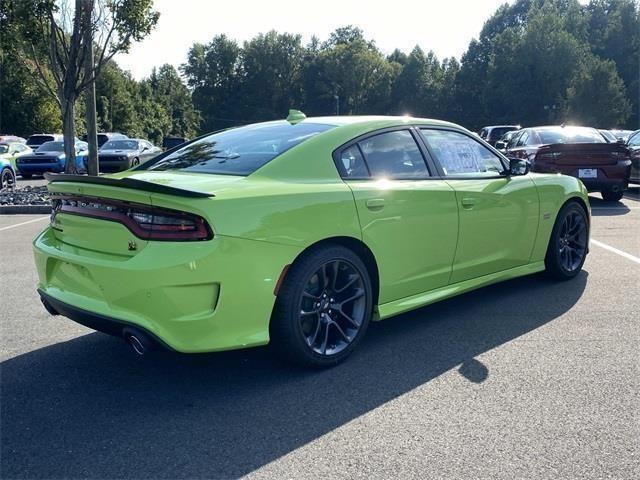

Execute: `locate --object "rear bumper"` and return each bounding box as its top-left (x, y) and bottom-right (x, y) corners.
top-left (38, 289), bottom-right (173, 350)
top-left (534, 161), bottom-right (631, 192)
top-left (33, 227), bottom-right (300, 353)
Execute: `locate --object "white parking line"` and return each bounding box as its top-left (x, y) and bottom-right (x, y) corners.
top-left (591, 239), bottom-right (640, 265)
top-left (0, 216), bottom-right (48, 232)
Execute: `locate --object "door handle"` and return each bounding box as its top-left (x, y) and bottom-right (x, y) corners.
top-left (461, 197), bottom-right (477, 209)
top-left (365, 198), bottom-right (385, 210)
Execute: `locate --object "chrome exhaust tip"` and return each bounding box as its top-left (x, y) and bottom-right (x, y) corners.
top-left (123, 327), bottom-right (155, 356)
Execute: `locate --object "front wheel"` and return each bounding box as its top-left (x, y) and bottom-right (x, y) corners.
top-left (270, 245), bottom-right (373, 368)
top-left (545, 202), bottom-right (589, 280)
top-left (601, 190), bottom-right (624, 202)
top-left (1, 168), bottom-right (16, 190)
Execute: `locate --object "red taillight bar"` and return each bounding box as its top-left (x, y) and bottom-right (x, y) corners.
top-left (51, 194), bottom-right (213, 241)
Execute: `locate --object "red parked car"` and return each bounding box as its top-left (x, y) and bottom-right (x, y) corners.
top-left (505, 126), bottom-right (631, 201)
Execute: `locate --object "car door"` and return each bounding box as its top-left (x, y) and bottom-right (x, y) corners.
top-left (419, 128), bottom-right (539, 283)
top-left (336, 128), bottom-right (459, 304)
top-left (140, 141), bottom-right (156, 162)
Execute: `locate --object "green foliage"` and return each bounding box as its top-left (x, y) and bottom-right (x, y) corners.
top-left (2, 0), bottom-right (639, 142)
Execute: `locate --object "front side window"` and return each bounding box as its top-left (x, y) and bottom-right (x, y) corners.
top-left (516, 131), bottom-right (529, 147)
top-left (420, 129), bottom-right (505, 177)
top-left (357, 130), bottom-right (429, 179)
top-left (627, 133), bottom-right (640, 147)
top-left (146, 121), bottom-right (335, 176)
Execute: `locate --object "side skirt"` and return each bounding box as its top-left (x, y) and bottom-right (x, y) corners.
top-left (376, 261), bottom-right (546, 320)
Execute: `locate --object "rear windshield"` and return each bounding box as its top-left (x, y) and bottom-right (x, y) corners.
top-left (28, 135), bottom-right (55, 146)
top-left (102, 140), bottom-right (139, 150)
top-left (146, 121), bottom-right (335, 176)
top-left (535, 127), bottom-right (605, 144)
top-left (37, 141), bottom-right (64, 152)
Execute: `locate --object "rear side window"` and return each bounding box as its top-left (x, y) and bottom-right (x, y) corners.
top-left (357, 130), bottom-right (429, 179)
top-left (339, 145), bottom-right (369, 178)
top-left (420, 129), bottom-right (505, 177)
top-left (146, 121), bottom-right (335, 176)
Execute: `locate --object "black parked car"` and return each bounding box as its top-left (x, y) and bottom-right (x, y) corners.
top-left (162, 136), bottom-right (189, 150)
top-left (478, 125), bottom-right (521, 147)
top-left (98, 138), bottom-right (162, 172)
top-left (81, 132), bottom-right (128, 147)
top-left (627, 130), bottom-right (640, 184)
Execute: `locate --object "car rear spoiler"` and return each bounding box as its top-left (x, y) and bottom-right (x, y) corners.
top-left (44, 173), bottom-right (214, 198)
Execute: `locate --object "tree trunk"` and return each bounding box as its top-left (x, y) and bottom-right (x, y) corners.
top-left (62, 99), bottom-right (78, 174)
top-left (83, 0), bottom-right (99, 176)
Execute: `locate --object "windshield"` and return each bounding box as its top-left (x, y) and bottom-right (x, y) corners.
top-left (102, 140), bottom-right (139, 150)
top-left (37, 141), bottom-right (65, 152)
top-left (535, 127), bottom-right (606, 145)
top-left (0, 145), bottom-right (8, 154)
top-left (28, 135), bottom-right (55, 146)
top-left (146, 121), bottom-right (335, 175)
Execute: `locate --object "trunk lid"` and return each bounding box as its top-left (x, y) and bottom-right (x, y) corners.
top-left (536, 143), bottom-right (629, 166)
top-left (45, 171), bottom-right (234, 256)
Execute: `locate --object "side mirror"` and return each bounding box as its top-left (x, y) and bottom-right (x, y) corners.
top-left (495, 141), bottom-right (506, 150)
top-left (142, 146), bottom-right (149, 152)
top-left (616, 138), bottom-right (625, 144)
top-left (507, 157), bottom-right (530, 176)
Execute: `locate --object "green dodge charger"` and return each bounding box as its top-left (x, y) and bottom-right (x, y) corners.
top-left (34, 113), bottom-right (590, 367)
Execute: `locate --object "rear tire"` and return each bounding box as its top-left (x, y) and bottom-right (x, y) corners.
top-left (601, 190), bottom-right (623, 202)
top-left (270, 245), bottom-right (373, 368)
top-left (545, 202), bottom-right (589, 280)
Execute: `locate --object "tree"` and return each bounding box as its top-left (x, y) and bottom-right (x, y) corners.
top-left (9, 0), bottom-right (158, 173)
top-left (239, 31), bottom-right (305, 122)
top-left (565, 56), bottom-right (631, 126)
top-left (182, 35), bottom-right (242, 132)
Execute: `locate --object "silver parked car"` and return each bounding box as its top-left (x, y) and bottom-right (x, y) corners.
top-left (98, 138), bottom-right (162, 172)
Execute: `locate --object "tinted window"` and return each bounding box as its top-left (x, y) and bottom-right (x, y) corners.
top-left (516, 131), bottom-right (529, 146)
top-left (27, 135), bottom-right (55, 146)
top-left (357, 130), bottom-right (429, 179)
top-left (339, 145), bottom-right (368, 178)
top-left (488, 127), bottom-right (517, 141)
top-left (147, 122), bottom-right (334, 176)
top-left (420, 129), bottom-right (505, 176)
top-left (37, 141), bottom-right (64, 152)
top-left (535, 127), bottom-right (606, 144)
top-left (507, 131), bottom-right (522, 149)
top-left (102, 140), bottom-right (139, 150)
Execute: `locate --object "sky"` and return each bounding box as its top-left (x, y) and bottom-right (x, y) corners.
top-left (115, 0), bottom-right (513, 79)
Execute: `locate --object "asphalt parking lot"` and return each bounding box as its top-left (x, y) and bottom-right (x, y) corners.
top-left (1, 188), bottom-right (639, 479)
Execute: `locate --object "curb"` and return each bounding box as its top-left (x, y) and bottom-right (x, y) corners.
top-left (0, 205), bottom-right (51, 214)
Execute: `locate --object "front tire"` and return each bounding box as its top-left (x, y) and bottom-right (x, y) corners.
top-left (270, 245), bottom-right (373, 368)
top-left (1, 168), bottom-right (16, 189)
top-left (601, 190), bottom-right (624, 202)
top-left (545, 202), bottom-right (589, 280)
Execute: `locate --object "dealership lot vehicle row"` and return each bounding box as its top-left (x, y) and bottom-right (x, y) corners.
top-left (1, 192), bottom-right (638, 479)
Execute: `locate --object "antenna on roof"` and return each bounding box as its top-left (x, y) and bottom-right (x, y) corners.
top-left (286, 109), bottom-right (306, 125)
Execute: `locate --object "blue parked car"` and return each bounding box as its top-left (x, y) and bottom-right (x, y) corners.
top-left (16, 140), bottom-right (88, 178)
top-left (0, 155), bottom-right (17, 189)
